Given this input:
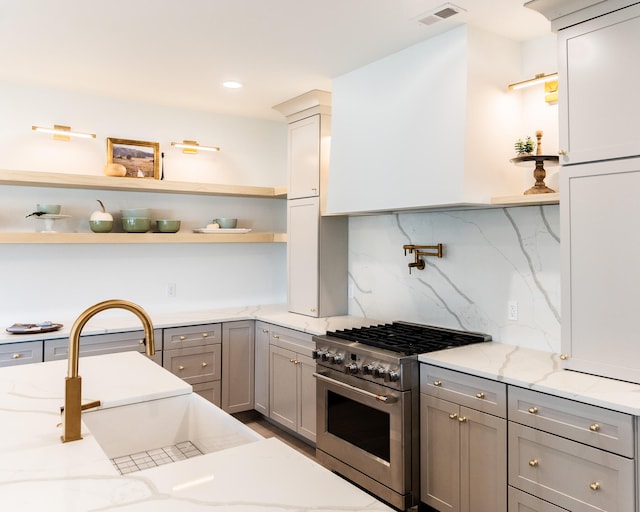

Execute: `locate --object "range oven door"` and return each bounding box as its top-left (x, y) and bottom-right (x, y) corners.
top-left (314, 366), bottom-right (412, 498)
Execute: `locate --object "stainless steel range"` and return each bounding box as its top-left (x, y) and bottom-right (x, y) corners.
top-left (313, 322), bottom-right (491, 511)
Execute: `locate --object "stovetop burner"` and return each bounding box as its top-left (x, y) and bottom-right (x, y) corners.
top-left (325, 321), bottom-right (491, 356)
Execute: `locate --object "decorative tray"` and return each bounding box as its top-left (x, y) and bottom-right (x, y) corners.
top-left (193, 228), bottom-right (252, 234)
top-left (6, 322), bottom-right (63, 334)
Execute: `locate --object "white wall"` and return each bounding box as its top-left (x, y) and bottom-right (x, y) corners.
top-left (0, 81), bottom-right (288, 325)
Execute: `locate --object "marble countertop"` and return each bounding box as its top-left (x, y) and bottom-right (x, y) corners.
top-left (0, 351), bottom-right (393, 511)
top-left (0, 303), bottom-right (381, 346)
top-left (419, 342), bottom-right (640, 416)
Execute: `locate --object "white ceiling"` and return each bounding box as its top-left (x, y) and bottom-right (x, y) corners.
top-left (0, 0), bottom-right (551, 121)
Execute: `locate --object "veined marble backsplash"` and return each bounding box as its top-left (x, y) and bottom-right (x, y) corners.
top-left (348, 205), bottom-right (560, 353)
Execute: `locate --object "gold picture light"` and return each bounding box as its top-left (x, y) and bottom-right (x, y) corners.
top-left (32, 124), bottom-right (96, 141)
top-left (171, 140), bottom-right (221, 154)
top-left (508, 73), bottom-right (558, 104)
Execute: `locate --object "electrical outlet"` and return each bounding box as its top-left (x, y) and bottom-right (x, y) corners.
top-left (167, 283), bottom-right (176, 297)
top-left (508, 301), bottom-right (518, 321)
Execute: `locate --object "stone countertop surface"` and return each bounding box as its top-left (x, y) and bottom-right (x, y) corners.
top-left (419, 342), bottom-right (640, 416)
top-left (0, 351), bottom-right (393, 512)
top-left (0, 303), bottom-right (381, 345)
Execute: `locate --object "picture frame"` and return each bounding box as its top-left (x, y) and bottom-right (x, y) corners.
top-left (107, 138), bottom-right (160, 179)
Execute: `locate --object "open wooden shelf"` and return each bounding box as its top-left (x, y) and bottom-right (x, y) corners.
top-left (0, 169), bottom-right (287, 199)
top-left (0, 232), bottom-right (287, 244)
top-left (490, 193), bottom-right (559, 206)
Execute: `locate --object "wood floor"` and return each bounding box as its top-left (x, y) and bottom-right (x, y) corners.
top-left (233, 410), bottom-right (317, 461)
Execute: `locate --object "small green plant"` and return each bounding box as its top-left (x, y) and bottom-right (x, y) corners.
top-left (514, 136), bottom-right (535, 155)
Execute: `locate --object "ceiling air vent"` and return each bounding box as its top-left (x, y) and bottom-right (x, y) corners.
top-left (417, 3), bottom-right (465, 26)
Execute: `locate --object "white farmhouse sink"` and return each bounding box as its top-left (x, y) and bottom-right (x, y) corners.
top-left (83, 392), bottom-right (263, 461)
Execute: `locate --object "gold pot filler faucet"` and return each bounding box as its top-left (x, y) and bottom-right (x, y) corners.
top-left (60, 299), bottom-right (156, 443)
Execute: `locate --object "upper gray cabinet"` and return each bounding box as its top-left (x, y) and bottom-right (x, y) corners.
top-left (525, 0), bottom-right (637, 30)
top-left (325, 26), bottom-right (523, 215)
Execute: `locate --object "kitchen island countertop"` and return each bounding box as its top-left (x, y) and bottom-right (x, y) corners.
top-left (0, 351), bottom-right (393, 511)
top-left (419, 342), bottom-right (640, 415)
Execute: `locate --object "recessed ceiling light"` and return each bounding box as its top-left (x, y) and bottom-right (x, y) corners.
top-left (222, 81), bottom-right (243, 89)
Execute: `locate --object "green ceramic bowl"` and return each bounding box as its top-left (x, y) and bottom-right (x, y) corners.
top-left (122, 217), bottom-right (151, 233)
top-left (89, 219), bottom-right (114, 233)
top-left (214, 217), bottom-right (237, 229)
top-left (156, 219), bottom-right (181, 233)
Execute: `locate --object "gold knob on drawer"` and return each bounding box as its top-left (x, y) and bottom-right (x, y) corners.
top-left (589, 423), bottom-right (601, 432)
top-left (475, 392), bottom-right (485, 399)
top-left (180, 335), bottom-right (186, 341)
top-left (178, 365), bottom-right (185, 371)
top-left (559, 354), bottom-right (569, 360)
top-left (273, 334), bottom-right (280, 339)
top-left (434, 380), bottom-right (442, 387)
top-left (589, 482), bottom-right (601, 491)
top-left (12, 354), bottom-right (21, 359)
top-left (528, 406), bottom-right (539, 414)
top-left (529, 459), bottom-right (539, 467)
top-left (201, 362), bottom-right (208, 367)
top-left (290, 358), bottom-right (297, 363)
top-left (458, 416), bottom-right (467, 423)
top-left (310, 308), bottom-right (317, 313)
top-left (202, 332), bottom-right (209, 337)
top-left (449, 413), bottom-right (458, 420)
top-left (558, 150), bottom-right (567, 156)
top-left (262, 329), bottom-right (269, 333)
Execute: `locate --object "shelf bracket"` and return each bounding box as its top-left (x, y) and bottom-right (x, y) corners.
top-left (402, 244), bottom-right (443, 274)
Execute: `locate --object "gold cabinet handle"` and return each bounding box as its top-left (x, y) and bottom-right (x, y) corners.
top-left (529, 459), bottom-right (539, 467)
top-left (589, 423), bottom-right (600, 432)
top-left (589, 482), bottom-right (601, 491)
top-left (178, 365), bottom-right (185, 371)
top-left (12, 353), bottom-right (21, 359)
top-left (310, 308), bottom-right (317, 312)
top-left (475, 392), bottom-right (485, 399)
top-left (458, 416), bottom-right (467, 423)
top-left (290, 358), bottom-right (297, 363)
top-left (449, 413), bottom-right (458, 420)
top-left (179, 335), bottom-right (186, 341)
top-left (273, 334), bottom-right (280, 339)
top-left (138, 339), bottom-right (144, 345)
top-left (433, 380), bottom-right (442, 387)
top-left (528, 406), bottom-right (539, 414)
top-left (262, 328), bottom-right (269, 333)
top-left (558, 150), bottom-right (567, 156)
top-left (560, 354), bottom-right (569, 360)
top-left (202, 332), bottom-right (209, 337)
top-left (201, 362), bottom-right (208, 367)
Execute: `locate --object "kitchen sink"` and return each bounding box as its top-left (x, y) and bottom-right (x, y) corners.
top-left (82, 392), bottom-right (263, 468)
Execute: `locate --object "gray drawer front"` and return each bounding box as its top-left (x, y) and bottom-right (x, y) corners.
top-left (163, 323), bottom-right (221, 349)
top-left (508, 487), bottom-right (569, 512)
top-left (44, 330), bottom-right (161, 361)
top-left (269, 324), bottom-right (313, 357)
top-left (163, 344), bottom-right (221, 385)
top-left (509, 422), bottom-right (634, 512)
top-left (420, 364), bottom-right (506, 418)
top-left (508, 386), bottom-right (634, 457)
top-left (0, 341), bottom-right (43, 366)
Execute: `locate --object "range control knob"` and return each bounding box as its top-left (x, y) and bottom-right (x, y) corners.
top-left (344, 362), bottom-right (359, 375)
top-left (362, 363), bottom-right (375, 375)
top-left (329, 354), bottom-right (344, 365)
top-left (373, 367), bottom-right (387, 379)
top-left (384, 370), bottom-right (400, 383)
top-left (321, 352), bottom-right (331, 362)
top-left (312, 349), bottom-right (324, 360)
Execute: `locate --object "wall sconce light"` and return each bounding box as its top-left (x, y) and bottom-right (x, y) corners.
top-left (171, 140), bottom-right (221, 154)
top-left (32, 124), bottom-right (96, 141)
top-left (508, 72), bottom-right (558, 104)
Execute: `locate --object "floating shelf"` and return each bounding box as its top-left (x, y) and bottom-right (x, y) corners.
top-left (0, 232), bottom-right (287, 244)
top-left (490, 193), bottom-right (559, 206)
top-left (0, 169), bottom-right (287, 199)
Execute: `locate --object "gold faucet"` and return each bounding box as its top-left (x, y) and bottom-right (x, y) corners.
top-left (61, 299), bottom-right (155, 443)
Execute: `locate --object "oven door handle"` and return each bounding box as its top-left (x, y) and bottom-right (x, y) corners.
top-left (313, 372), bottom-right (398, 404)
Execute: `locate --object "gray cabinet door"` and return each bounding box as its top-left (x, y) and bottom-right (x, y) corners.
top-left (221, 321), bottom-right (254, 414)
top-left (297, 352), bottom-right (316, 442)
top-left (254, 321), bottom-right (271, 416)
top-left (269, 344), bottom-right (298, 432)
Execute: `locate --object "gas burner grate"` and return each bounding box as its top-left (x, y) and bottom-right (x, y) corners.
top-left (327, 322), bottom-right (490, 355)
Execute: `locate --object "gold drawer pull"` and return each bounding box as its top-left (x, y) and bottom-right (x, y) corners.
top-left (528, 459), bottom-right (539, 467)
top-left (138, 339), bottom-right (144, 345)
top-left (458, 416), bottom-right (467, 423)
top-left (202, 332), bottom-right (209, 337)
top-left (589, 482), bottom-right (601, 491)
top-left (433, 380), bottom-right (442, 387)
top-left (449, 413), bottom-right (458, 420)
top-left (528, 406), bottom-right (539, 414)
top-left (290, 358), bottom-right (297, 363)
top-left (273, 334), bottom-right (280, 339)
top-left (589, 423), bottom-right (600, 432)
top-left (262, 328), bottom-right (269, 333)
top-left (12, 353), bottom-right (21, 359)
top-left (180, 335), bottom-right (186, 341)
top-left (475, 392), bottom-right (485, 399)
top-left (178, 365), bottom-right (185, 371)
top-left (201, 362), bottom-right (208, 367)
top-left (560, 353), bottom-right (569, 360)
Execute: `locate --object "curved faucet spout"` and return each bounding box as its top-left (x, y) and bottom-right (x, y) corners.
top-left (61, 299), bottom-right (155, 443)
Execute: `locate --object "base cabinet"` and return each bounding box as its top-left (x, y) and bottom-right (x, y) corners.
top-left (221, 321), bottom-right (254, 414)
top-left (419, 364), bottom-right (507, 512)
top-left (254, 321), bottom-right (271, 416)
top-left (268, 325), bottom-right (316, 443)
top-left (163, 324), bottom-right (222, 407)
top-left (0, 340), bottom-right (43, 367)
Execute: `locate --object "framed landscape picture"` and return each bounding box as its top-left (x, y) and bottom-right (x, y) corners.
top-left (107, 138), bottom-right (160, 179)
